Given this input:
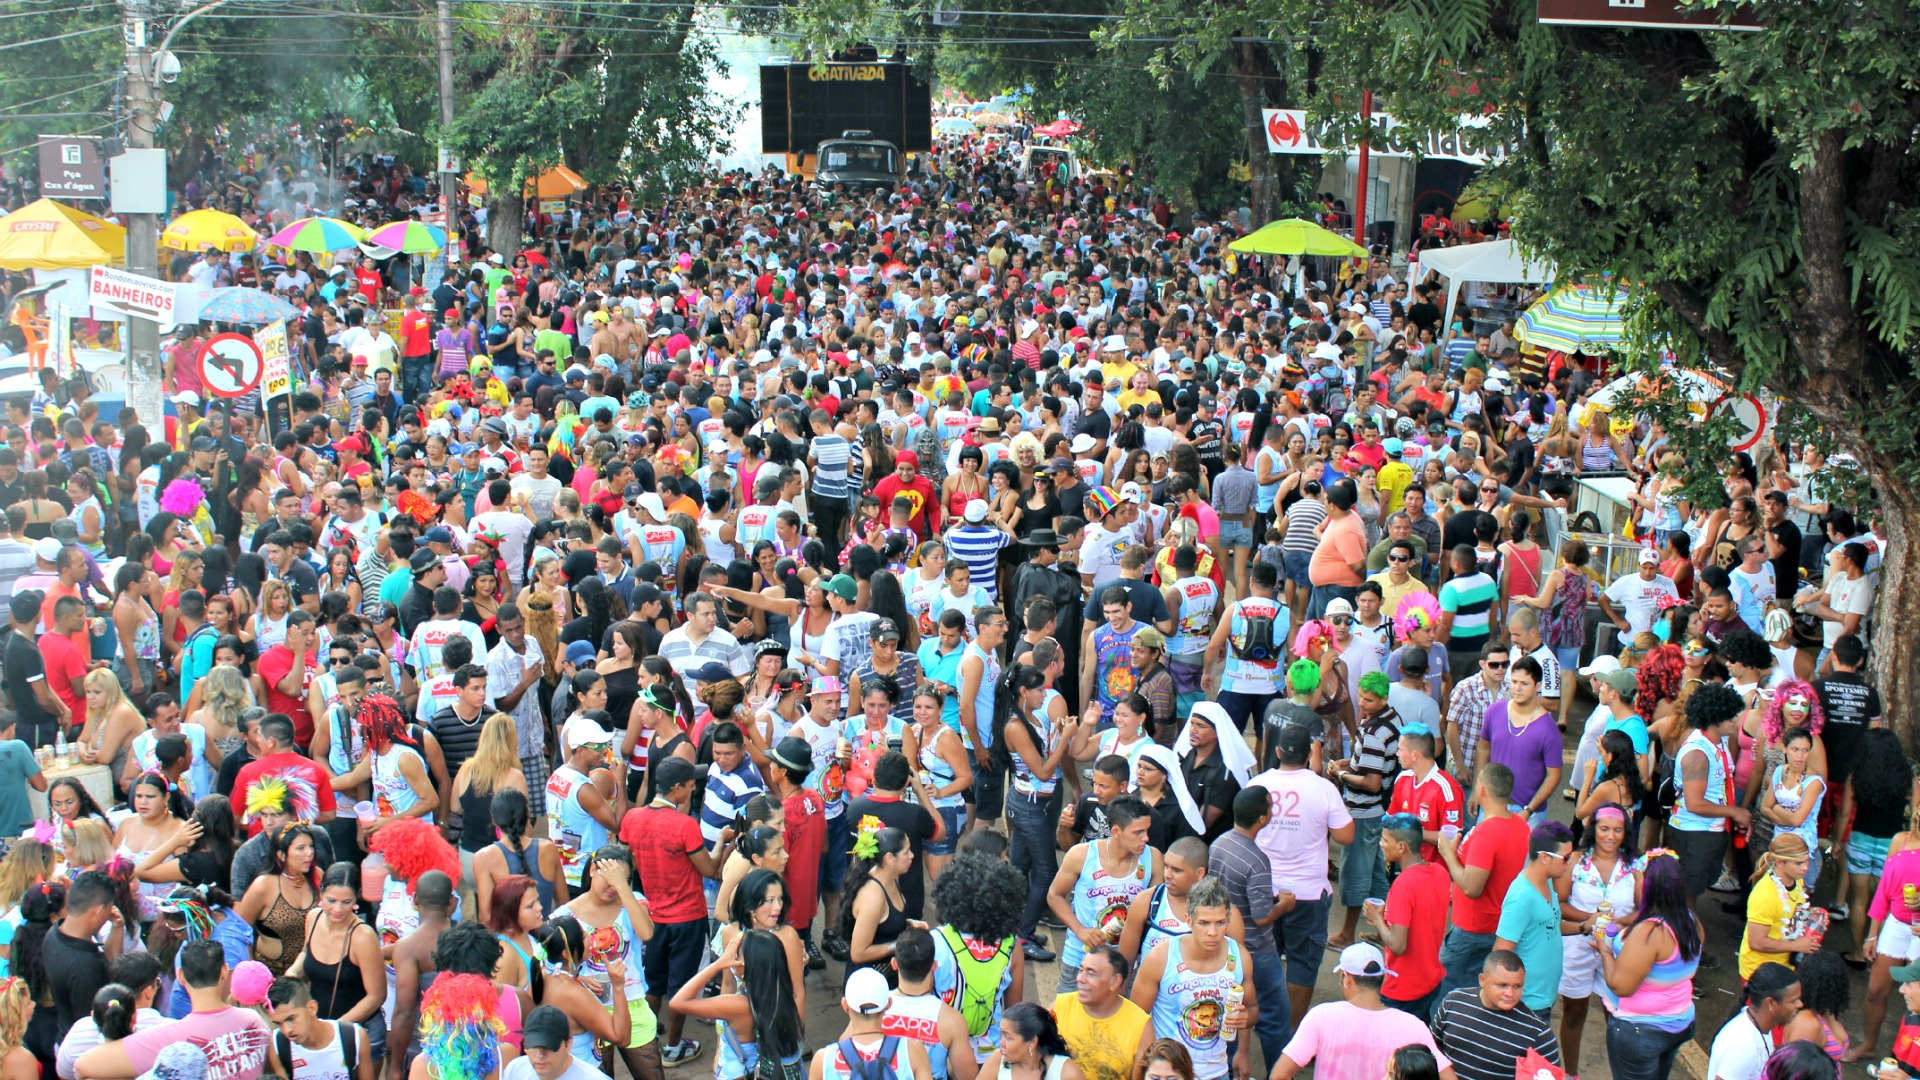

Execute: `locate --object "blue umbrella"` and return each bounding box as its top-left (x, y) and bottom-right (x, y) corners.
top-left (199, 287), bottom-right (301, 325)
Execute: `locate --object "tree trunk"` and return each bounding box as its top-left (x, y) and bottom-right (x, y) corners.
top-left (486, 190), bottom-right (524, 257)
top-left (1859, 456), bottom-right (1920, 749)
top-left (1231, 40), bottom-right (1291, 223)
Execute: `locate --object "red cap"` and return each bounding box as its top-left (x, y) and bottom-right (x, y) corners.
top-left (409, 286), bottom-right (426, 296)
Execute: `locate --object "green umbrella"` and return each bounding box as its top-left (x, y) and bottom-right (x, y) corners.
top-left (1228, 218), bottom-right (1368, 258)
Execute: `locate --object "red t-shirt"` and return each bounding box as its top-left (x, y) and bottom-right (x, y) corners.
top-left (617, 804), bottom-right (708, 923)
top-left (401, 310), bottom-right (433, 358)
top-left (355, 267), bottom-right (383, 305)
top-left (1383, 861), bottom-right (1452, 1000)
top-left (257, 645), bottom-right (318, 748)
top-left (1387, 767), bottom-right (1465, 863)
top-left (1450, 813), bottom-right (1532, 934)
top-left (40, 582), bottom-right (79, 633)
top-left (782, 789), bottom-right (826, 932)
top-left (39, 631), bottom-right (87, 721)
top-left (232, 751), bottom-right (339, 836)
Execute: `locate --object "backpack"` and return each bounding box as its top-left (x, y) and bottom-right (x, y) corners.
top-left (276, 1021), bottom-right (359, 1080)
top-left (937, 925), bottom-right (1013, 1040)
top-left (1231, 601), bottom-right (1279, 663)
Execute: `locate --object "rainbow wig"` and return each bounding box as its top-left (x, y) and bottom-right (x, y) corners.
top-left (1764, 678), bottom-right (1827, 742)
top-left (417, 974), bottom-right (506, 1080)
top-left (1636, 644), bottom-right (1685, 707)
top-left (1291, 619), bottom-right (1333, 659)
top-left (1392, 592), bottom-right (1441, 639)
top-left (368, 818), bottom-right (461, 895)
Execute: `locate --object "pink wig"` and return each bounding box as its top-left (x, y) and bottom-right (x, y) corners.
top-left (1292, 619), bottom-right (1333, 659)
top-left (1764, 678), bottom-right (1826, 742)
top-left (1393, 592), bottom-right (1441, 639)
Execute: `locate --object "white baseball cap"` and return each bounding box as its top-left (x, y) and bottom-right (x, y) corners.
top-left (1577, 654), bottom-right (1624, 677)
top-left (1333, 942), bottom-right (1397, 979)
top-left (843, 967), bottom-right (891, 1015)
top-left (1119, 481), bottom-right (1147, 505)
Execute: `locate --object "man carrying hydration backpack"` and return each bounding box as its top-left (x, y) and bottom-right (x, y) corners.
top-left (1206, 560), bottom-right (1291, 735)
top-left (930, 852), bottom-right (1027, 1069)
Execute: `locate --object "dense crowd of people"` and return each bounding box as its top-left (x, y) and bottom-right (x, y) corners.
top-left (0, 128), bottom-right (1902, 1080)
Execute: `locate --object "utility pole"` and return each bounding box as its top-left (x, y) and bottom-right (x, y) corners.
top-left (1353, 88), bottom-right (1372, 250)
top-left (435, 0), bottom-right (457, 272)
top-left (120, 0), bottom-right (164, 434)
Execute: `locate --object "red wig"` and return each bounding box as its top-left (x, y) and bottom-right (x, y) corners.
top-left (368, 817), bottom-right (461, 894)
top-left (1636, 644), bottom-right (1685, 708)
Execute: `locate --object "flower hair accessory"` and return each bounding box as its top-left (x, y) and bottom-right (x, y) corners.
top-left (851, 814), bottom-right (884, 859)
top-left (1393, 592), bottom-right (1441, 639)
top-left (30, 821), bottom-right (55, 845)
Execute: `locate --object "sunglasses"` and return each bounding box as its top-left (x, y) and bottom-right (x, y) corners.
top-left (1485, 659), bottom-right (1509, 668)
top-left (1330, 616), bottom-right (1352, 625)
top-left (1387, 554), bottom-right (1412, 563)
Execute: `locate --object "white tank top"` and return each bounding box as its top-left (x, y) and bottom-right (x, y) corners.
top-left (699, 516), bottom-right (737, 564)
top-left (286, 1021), bottom-right (355, 1080)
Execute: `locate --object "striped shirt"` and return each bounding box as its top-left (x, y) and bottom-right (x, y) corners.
top-left (1282, 498), bottom-right (1328, 553)
top-left (1445, 673), bottom-right (1507, 768)
top-left (810, 433), bottom-right (852, 500)
top-left (0, 539), bottom-right (33, 605)
top-left (700, 761), bottom-right (766, 848)
top-left (943, 525), bottom-right (1014, 599)
top-left (1429, 988), bottom-right (1560, 1080)
top-left (1438, 571), bottom-right (1498, 652)
top-left (1207, 829), bottom-right (1278, 955)
top-left (1346, 711), bottom-right (1400, 818)
top-left (659, 626), bottom-right (747, 697)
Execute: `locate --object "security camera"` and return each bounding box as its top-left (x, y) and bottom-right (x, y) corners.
top-left (154, 50), bottom-right (181, 83)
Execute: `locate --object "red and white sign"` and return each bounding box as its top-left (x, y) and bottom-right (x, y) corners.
top-left (1536, 0), bottom-right (1760, 30)
top-left (1712, 392), bottom-right (1770, 452)
top-left (88, 266), bottom-right (180, 322)
top-left (197, 333), bottom-right (264, 398)
top-left (1260, 108), bottom-right (1515, 164)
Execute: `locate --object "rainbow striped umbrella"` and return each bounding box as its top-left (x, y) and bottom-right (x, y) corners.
top-left (267, 216), bottom-right (365, 253)
top-left (364, 220), bottom-right (447, 255)
top-left (1515, 282), bottom-right (1630, 353)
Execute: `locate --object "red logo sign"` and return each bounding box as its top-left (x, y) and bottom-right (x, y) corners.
top-left (1267, 112), bottom-right (1302, 146)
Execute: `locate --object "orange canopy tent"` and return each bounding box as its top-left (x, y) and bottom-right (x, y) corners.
top-left (464, 165), bottom-right (587, 199)
top-left (0, 198), bottom-right (126, 269)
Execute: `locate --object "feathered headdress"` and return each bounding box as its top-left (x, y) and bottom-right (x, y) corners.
top-left (159, 478), bottom-right (207, 517)
top-left (242, 771), bottom-right (317, 824)
top-left (1393, 592), bottom-right (1441, 639)
top-left (369, 818), bottom-right (461, 895)
top-left (417, 974), bottom-right (506, 1080)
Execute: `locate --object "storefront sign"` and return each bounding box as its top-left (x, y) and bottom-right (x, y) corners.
top-left (1261, 108), bottom-right (1519, 164)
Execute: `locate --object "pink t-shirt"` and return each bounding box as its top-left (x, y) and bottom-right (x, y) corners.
top-left (1250, 767), bottom-right (1353, 899)
top-left (123, 1007), bottom-right (271, 1080)
top-left (1870, 847), bottom-right (1920, 925)
top-left (1282, 1000), bottom-right (1449, 1080)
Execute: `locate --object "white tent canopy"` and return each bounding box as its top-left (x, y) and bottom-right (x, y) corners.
top-left (1419, 239), bottom-right (1557, 339)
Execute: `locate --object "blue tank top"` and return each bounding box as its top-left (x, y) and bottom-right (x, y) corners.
top-left (1008, 703), bottom-right (1056, 798)
top-left (1254, 446), bottom-right (1284, 512)
top-left (1063, 839), bottom-right (1152, 969)
top-left (963, 643), bottom-right (1000, 749)
top-left (1150, 936), bottom-right (1243, 1080)
top-left (1669, 731), bottom-right (1730, 833)
top-left (546, 764), bottom-right (610, 888)
top-left (818, 1036), bottom-right (915, 1080)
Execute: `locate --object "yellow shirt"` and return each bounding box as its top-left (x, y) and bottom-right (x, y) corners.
top-left (1116, 388), bottom-right (1161, 413)
top-left (1052, 992), bottom-right (1150, 1080)
top-left (1738, 873), bottom-right (1808, 979)
top-left (1367, 569), bottom-right (1431, 620)
top-left (1377, 460), bottom-right (1415, 518)
top-left (1101, 358), bottom-right (1142, 387)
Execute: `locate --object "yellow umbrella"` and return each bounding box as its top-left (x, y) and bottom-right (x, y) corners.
top-left (161, 208), bottom-right (258, 253)
top-left (0, 198), bottom-right (125, 270)
top-left (1228, 217), bottom-right (1368, 258)
top-left (464, 165), bottom-right (588, 199)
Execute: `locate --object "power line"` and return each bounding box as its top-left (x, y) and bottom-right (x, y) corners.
top-left (0, 22), bottom-right (114, 50)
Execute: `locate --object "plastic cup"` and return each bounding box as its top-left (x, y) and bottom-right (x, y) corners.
top-left (354, 801), bottom-right (377, 823)
top-left (1439, 824), bottom-right (1460, 841)
top-left (1363, 897), bottom-right (1386, 919)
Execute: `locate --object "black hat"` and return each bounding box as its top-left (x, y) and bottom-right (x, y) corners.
top-left (768, 736), bottom-right (814, 778)
top-left (1020, 529), bottom-right (1065, 547)
top-left (521, 1006), bottom-right (572, 1052)
top-left (652, 756), bottom-right (701, 794)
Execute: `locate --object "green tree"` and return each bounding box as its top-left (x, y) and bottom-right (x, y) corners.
top-left (1176, 0), bottom-right (1920, 735)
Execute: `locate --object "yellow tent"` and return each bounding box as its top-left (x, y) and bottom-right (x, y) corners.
top-left (464, 165), bottom-right (587, 199)
top-left (1228, 217), bottom-right (1367, 258)
top-left (0, 198), bottom-right (125, 270)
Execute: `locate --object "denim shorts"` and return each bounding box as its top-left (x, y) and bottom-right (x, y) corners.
top-left (924, 803), bottom-right (965, 856)
top-left (1282, 549), bottom-right (1314, 587)
top-left (1847, 832), bottom-right (1893, 877)
top-left (1218, 520), bottom-right (1253, 551)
